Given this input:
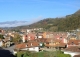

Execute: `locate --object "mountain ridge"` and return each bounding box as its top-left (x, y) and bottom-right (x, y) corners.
top-left (21, 10), bottom-right (80, 31)
top-left (0, 21), bottom-right (28, 27)
top-left (1, 10), bottom-right (80, 31)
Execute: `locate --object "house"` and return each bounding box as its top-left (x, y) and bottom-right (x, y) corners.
top-left (21, 29), bottom-right (27, 33)
top-left (54, 32), bottom-right (68, 43)
top-left (0, 29), bottom-right (4, 34)
top-left (67, 32), bottom-right (77, 40)
top-left (22, 34), bottom-right (27, 42)
top-left (45, 38), bottom-right (67, 49)
top-left (5, 40), bottom-right (11, 47)
top-left (0, 39), bottom-right (3, 47)
top-left (74, 55), bottom-right (80, 57)
top-left (67, 40), bottom-right (80, 47)
top-left (42, 32), bottom-right (46, 38)
top-left (76, 32), bottom-right (80, 40)
top-left (14, 41), bottom-right (39, 54)
top-left (44, 32), bottom-right (54, 38)
top-left (36, 32), bottom-right (43, 39)
top-left (22, 33), bottom-right (36, 42)
top-left (3, 35), bottom-right (13, 47)
top-left (29, 38), bottom-right (47, 48)
top-left (63, 46), bottom-right (80, 57)
top-left (42, 32), bottom-right (68, 43)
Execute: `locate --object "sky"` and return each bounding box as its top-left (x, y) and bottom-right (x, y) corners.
top-left (0, 0), bottom-right (80, 23)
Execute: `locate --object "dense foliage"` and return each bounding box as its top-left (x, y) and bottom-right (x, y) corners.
top-left (0, 34), bottom-right (4, 39)
top-left (12, 33), bottom-right (22, 43)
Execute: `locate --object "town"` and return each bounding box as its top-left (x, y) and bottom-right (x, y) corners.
top-left (0, 28), bottom-right (80, 57)
top-left (0, 0), bottom-right (80, 57)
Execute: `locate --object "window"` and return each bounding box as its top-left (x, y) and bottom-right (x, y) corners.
top-left (71, 42), bottom-right (74, 45)
top-left (60, 37), bottom-right (62, 40)
top-left (78, 42), bottom-right (80, 45)
top-left (31, 43), bottom-right (33, 46)
top-left (26, 45), bottom-right (28, 47)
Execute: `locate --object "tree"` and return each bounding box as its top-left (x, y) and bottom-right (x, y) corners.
top-left (0, 34), bottom-right (4, 39)
top-left (12, 33), bottom-right (21, 43)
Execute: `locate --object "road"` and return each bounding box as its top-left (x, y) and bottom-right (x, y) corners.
top-left (3, 45), bottom-right (15, 53)
top-left (0, 45), bottom-right (15, 57)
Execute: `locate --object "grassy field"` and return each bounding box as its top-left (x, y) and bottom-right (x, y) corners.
top-left (16, 50), bottom-right (71, 57)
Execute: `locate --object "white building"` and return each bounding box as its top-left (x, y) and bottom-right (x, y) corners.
top-left (64, 51), bottom-right (80, 57)
top-left (0, 41), bottom-right (3, 47)
top-left (13, 42), bottom-right (39, 55)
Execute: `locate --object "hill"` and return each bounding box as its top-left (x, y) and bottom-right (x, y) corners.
top-left (7, 10), bottom-right (80, 32)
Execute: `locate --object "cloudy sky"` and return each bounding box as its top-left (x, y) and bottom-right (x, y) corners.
top-left (0, 0), bottom-right (80, 27)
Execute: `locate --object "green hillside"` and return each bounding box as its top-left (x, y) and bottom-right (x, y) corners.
top-left (14, 10), bottom-right (80, 32)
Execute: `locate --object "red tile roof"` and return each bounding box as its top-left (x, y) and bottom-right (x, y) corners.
top-left (15, 42), bottom-right (39, 49)
top-left (65, 46), bottom-right (80, 52)
top-left (45, 43), bottom-right (66, 47)
top-left (15, 43), bottom-right (26, 49)
top-left (68, 40), bottom-right (80, 45)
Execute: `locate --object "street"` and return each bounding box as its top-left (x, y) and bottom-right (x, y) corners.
top-left (3, 45), bottom-right (15, 53)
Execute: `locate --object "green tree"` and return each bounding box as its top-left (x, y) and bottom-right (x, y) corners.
top-left (12, 33), bottom-right (21, 43)
top-left (0, 34), bottom-right (4, 39)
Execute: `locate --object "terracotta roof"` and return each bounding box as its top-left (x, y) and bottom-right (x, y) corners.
top-left (15, 43), bottom-right (26, 49)
top-left (25, 33), bottom-right (36, 40)
top-left (68, 40), bottom-right (80, 45)
top-left (74, 55), bottom-right (80, 57)
top-left (45, 42), bottom-right (66, 47)
top-left (45, 38), bottom-right (62, 43)
top-left (34, 38), bottom-right (47, 43)
top-left (15, 42), bottom-right (39, 49)
top-left (65, 46), bottom-right (80, 52)
top-left (28, 38), bottom-right (47, 43)
top-left (26, 42), bottom-right (39, 48)
top-left (58, 43), bottom-right (67, 47)
top-left (27, 33), bottom-right (36, 36)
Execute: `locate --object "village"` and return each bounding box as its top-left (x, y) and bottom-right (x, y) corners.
top-left (0, 28), bottom-right (80, 57)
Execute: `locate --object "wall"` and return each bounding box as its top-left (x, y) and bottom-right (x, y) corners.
top-left (21, 47), bottom-right (39, 52)
top-left (64, 51), bottom-right (80, 57)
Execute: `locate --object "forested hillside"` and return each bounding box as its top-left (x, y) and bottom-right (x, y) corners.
top-left (13, 10), bottom-right (80, 32)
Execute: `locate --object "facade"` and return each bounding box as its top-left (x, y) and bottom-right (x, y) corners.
top-left (21, 47), bottom-right (39, 52)
top-left (64, 51), bottom-right (80, 57)
top-left (45, 38), bottom-right (67, 49)
top-left (14, 41), bottom-right (39, 54)
top-left (22, 33), bottom-right (36, 42)
top-left (64, 46), bottom-right (80, 57)
top-left (0, 40), bottom-right (3, 47)
top-left (67, 40), bottom-right (80, 47)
